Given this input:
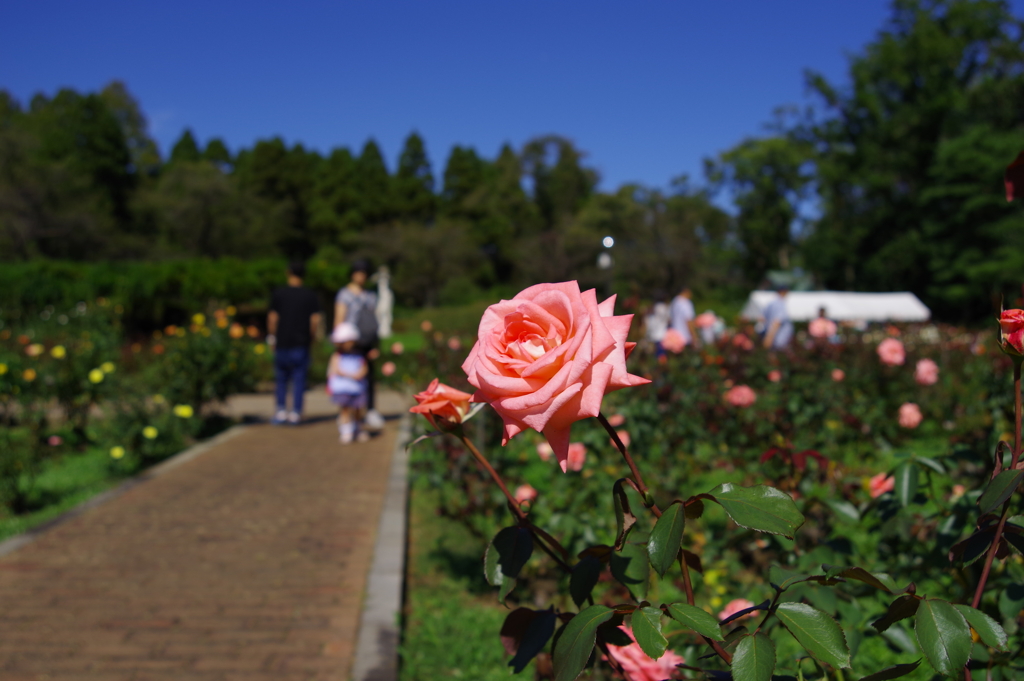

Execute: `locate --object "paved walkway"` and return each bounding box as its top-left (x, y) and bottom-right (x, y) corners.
top-left (0, 389), bottom-right (408, 681)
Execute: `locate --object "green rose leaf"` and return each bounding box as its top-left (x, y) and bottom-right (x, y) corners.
top-left (484, 526), bottom-right (533, 602)
top-left (708, 483), bottom-right (804, 539)
top-left (872, 594), bottom-right (921, 633)
top-left (731, 632), bottom-right (776, 681)
top-left (978, 470), bottom-right (1024, 515)
top-left (612, 478), bottom-right (638, 550)
top-left (631, 606), bottom-right (668, 660)
top-left (914, 599), bottom-right (972, 677)
top-left (893, 462), bottom-right (919, 507)
top-left (610, 542), bottom-right (650, 601)
top-left (823, 565), bottom-right (904, 593)
top-left (552, 605), bottom-right (614, 681)
top-left (666, 602), bottom-right (725, 641)
top-left (775, 602), bottom-right (851, 669)
top-left (570, 555), bottom-right (603, 608)
top-left (952, 604), bottom-right (1008, 652)
top-left (501, 607), bottom-right (557, 673)
top-left (857, 659), bottom-right (922, 681)
top-left (647, 501), bottom-right (685, 577)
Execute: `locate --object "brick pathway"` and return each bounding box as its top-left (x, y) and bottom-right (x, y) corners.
top-left (0, 391), bottom-right (406, 681)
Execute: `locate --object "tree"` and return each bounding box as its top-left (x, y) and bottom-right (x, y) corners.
top-left (393, 132), bottom-right (436, 222)
top-left (521, 136), bottom-right (598, 230)
top-left (99, 81), bottom-right (160, 178)
top-left (203, 138), bottom-right (232, 169)
top-left (354, 139), bottom-right (392, 227)
top-left (169, 129), bottom-right (202, 165)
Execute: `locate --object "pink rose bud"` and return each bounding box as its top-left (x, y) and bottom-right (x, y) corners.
top-left (420, 319), bottom-right (433, 332)
top-left (607, 413), bottom-right (626, 427)
top-left (999, 309), bottom-right (1024, 356)
top-left (950, 484), bottom-right (966, 501)
top-left (390, 342), bottom-right (404, 355)
top-left (898, 402), bottom-right (922, 429)
top-left (832, 368), bottom-right (845, 382)
top-left (567, 442), bottom-right (587, 472)
top-left (725, 385), bottom-right (757, 407)
top-left (447, 336), bottom-right (461, 351)
top-left (409, 379), bottom-right (473, 430)
top-left (718, 598), bottom-right (756, 622)
top-left (661, 328), bottom-right (686, 354)
top-left (877, 338), bottom-right (906, 366)
top-left (536, 442), bottom-right (554, 461)
top-left (381, 361), bottom-right (396, 376)
top-left (914, 358), bottom-right (939, 386)
top-left (768, 370), bottom-right (781, 383)
top-left (869, 472), bottom-right (895, 498)
top-left (48, 435), bottom-right (62, 446)
top-left (609, 430), bottom-right (631, 449)
top-left (462, 281), bottom-right (649, 472)
top-left (514, 484), bottom-right (538, 505)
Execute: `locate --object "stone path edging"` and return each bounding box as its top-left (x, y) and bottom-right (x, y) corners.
top-left (350, 411), bottom-right (412, 681)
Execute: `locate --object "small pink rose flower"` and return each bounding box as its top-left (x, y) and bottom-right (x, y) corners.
top-left (719, 598), bottom-right (756, 622)
top-left (831, 368), bottom-right (845, 382)
top-left (725, 385), bottom-right (757, 407)
top-left (950, 484), bottom-right (966, 501)
top-left (898, 402), bottom-right (922, 429)
top-left (662, 328), bottom-right (686, 354)
top-left (695, 312), bottom-right (716, 328)
top-left (390, 342), bottom-right (404, 355)
top-left (999, 309), bottom-right (1024, 355)
top-left (381, 361), bottom-right (396, 376)
top-left (809, 317), bottom-right (837, 339)
top-left (610, 430), bottom-right (631, 449)
top-left (462, 281), bottom-right (648, 472)
top-left (420, 319), bottom-right (433, 332)
top-left (869, 472), bottom-right (895, 498)
top-left (567, 442), bottom-right (587, 472)
top-left (48, 435), bottom-right (63, 446)
top-left (409, 379), bottom-right (473, 430)
top-left (604, 626), bottom-right (684, 681)
top-left (732, 333), bottom-right (754, 351)
top-left (514, 484), bottom-right (538, 504)
top-left (606, 413), bottom-right (626, 427)
top-left (536, 442), bottom-right (554, 462)
top-left (447, 336), bottom-right (461, 351)
top-left (767, 370), bottom-right (781, 383)
top-left (914, 358), bottom-right (939, 386)
top-left (877, 338), bottom-right (906, 366)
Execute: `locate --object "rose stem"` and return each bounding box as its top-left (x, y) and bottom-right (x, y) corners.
top-left (597, 412), bottom-right (662, 518)
top-left (458, 433), bottom-right (573, 572)
top-left (679, 552), bottom-right (733, 664)
top-left (971, 360), bottom-right (1022, 609)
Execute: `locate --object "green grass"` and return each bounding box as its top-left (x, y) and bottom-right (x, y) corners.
top-left (0, 447), bottom-right (123, 542)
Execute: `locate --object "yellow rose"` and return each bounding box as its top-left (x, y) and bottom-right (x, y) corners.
top-left (22, 368), bottom-right (36, 382)
top-left (254, 343), bottom-right (266, 355)
top-left (88, 369), bottom-right (104, 384)
top-left (0, 363), bottom-right (7, 375)
top-left (101, 361), bottom-right (115, 373)
top-left (192, 313), bottom-right (206, 326)
top-left (173, 404), bottom-right (194, 418)
top-left (51, 345), bottom-right (66, 359)
top-left (110, 446), bottom-right (126, 459)
top-left (142, 426), bottom-right (158, 439)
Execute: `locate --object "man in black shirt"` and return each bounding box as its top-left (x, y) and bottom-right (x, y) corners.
top-left (267, 262), bottom-right (322, 424)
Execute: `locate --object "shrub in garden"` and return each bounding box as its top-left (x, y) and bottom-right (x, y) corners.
top-left (409, 281), bottom-right (1023, 681)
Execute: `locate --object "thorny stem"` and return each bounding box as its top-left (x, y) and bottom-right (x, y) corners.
top-left (598, 412), bottom-right (662, 518)
top-left (680, 553), bottom-right (733, 665)
top-left (970, 361), bottom-right (1022, 611)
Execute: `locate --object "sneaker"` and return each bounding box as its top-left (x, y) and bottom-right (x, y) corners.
top-left (271, 409), bottom-right (288, 425)
top-left (287, 411), bottom-right (301, 425)
top-left (339, 422), bottom-right (354, 444)
top-left (363, 409), bottom-right (385, 431)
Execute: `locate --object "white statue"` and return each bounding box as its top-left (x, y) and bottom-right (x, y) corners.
top-left (374, 266), bottom-right (393, 339)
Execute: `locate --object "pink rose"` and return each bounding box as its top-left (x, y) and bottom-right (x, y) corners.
top-left (448, 336), bottom-right (462, 351)
top-left (420, 319), bottom-right (433, 332)
top-left (869, 472), bottom-right (895, 498)
top-left (462, 281), bottom-right (648, 472)
top-left (695, 312), bottom-right (716, 328)
top-left (606, 413), bottom-right (626, 427)
top-left (725, 385), bottom-right (757, 407)
top-left (877, 338), bottom-right (906, 366)
top-left (999, 309), bottom-right (1024, 355)
top-left (604, 626), bottom-right (684, 681)
top-left (732, 333), bottom-right (754, 351)
top-left (536, 442), bottom-right (554, 462)
top-left (950, 484), bottom-right (966, 501)
top-left (390, 341), bottom-right (404, 355)
top-left (610, 430), bottom-right (631, 449)
top-left (662, 328), bottom-right (686, 354)
top-left (808, 317), bottom-right (837, 339)
top-left (767, 370), bottom-right (781, 383)
top-left (514, 483), bottom-right (538, 504)
top-left (914, 358), bottom-right (939, 386)
top-left (718, 598), bottom-right (756, 622)
top-left (831, 368), bottom-right (845, 382)
top-left (898, 402), bottom-right (922, 429)
top-left (381, 361), bottom-right (396, 376)
top-left (48, 435), bottom-right (63, 446)
top-left (567, 442), bottom-right (587, 472)
top-left (409, 379), bottom-right (473, 430)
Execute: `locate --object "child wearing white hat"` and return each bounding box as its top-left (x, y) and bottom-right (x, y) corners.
top-left (327, 322), bottom-right (369, 443)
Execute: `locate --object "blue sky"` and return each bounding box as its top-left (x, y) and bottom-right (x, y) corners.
top-left (2, 1), bottom-right (1003, 192)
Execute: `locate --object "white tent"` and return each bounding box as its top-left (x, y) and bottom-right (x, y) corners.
top-left (739, 291), bottom-right (931, 322)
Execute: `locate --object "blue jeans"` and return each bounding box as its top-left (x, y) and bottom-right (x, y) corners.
top-left (274, 346), bottom-right (310, 414)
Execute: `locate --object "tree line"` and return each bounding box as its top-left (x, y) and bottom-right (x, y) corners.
top-left (2, 0), bottom-right (1023, 319)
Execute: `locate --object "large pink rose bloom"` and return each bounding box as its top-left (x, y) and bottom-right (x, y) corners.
top-left (877, 338), bottom-right (906, 366)
top-left (661, 328), bottom-right (686, 354)
top-left (725, 385), bottom-right (757, 407)
top-left (914, 358), bottom-right (939, 386)
top-left (605, 627), bottom-right (683, 681)
top-left (898, 402), bottom-right (922, 429)
top-left (808, 318), bottom-right (837, 339)
top-left (462, 282), bottom-right (649, 471)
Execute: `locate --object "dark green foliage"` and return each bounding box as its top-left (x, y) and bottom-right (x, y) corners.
top-left (169, 129), bottom-right (202, 165)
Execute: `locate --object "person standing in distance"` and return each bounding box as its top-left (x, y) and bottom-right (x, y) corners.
top-left (334, 259), bottom-right (383, 431)
top-left (267, 261), bottom-right (322, 425)
top-left (670, 285), bottom-right (700, 350)
top-left (762, 285), bottom-right (793, 350)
